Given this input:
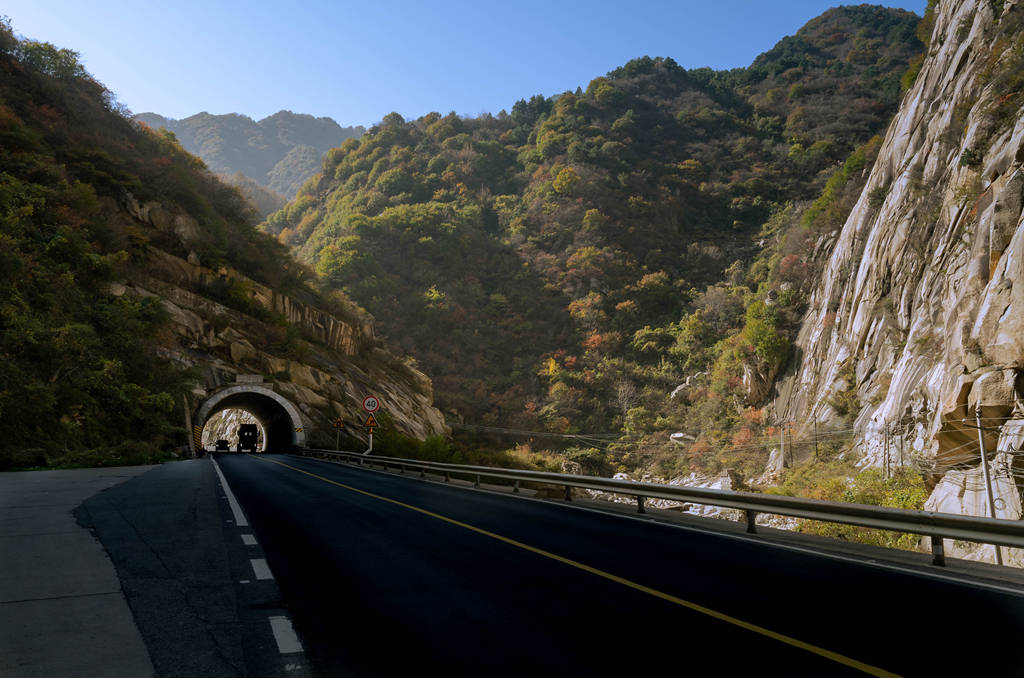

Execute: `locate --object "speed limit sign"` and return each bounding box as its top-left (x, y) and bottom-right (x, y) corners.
top-left (362, 396), bottom-right (380, 413)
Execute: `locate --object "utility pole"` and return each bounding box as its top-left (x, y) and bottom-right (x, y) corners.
top-left (781, 424), bottom-right (786, 468)
top-left (883, 424), bottom-right (889, 478)
top-left (899, 423), bottom-right (904, 467)
top-left (813, 419), bottom-right (819, 459)
top-left (975, 409), bottom-right (1004, 566)
top-left (791, 422), bottom-right (797, 465)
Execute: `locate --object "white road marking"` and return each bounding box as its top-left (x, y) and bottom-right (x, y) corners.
top-left (241, 533), bottom-right (257, 545)
top-left (211, 456), bottom-right (249, 527)
top-left (251, 558), bottom-right (273, 580)
top-left (268, 615), bottom-right (304, 654)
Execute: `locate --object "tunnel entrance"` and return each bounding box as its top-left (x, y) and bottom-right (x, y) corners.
top-left (201, 409), bottom-right (266, 452)
top-left (194, 385), bottom-right (306, 452)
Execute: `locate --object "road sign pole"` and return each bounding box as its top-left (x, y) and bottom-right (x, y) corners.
top-left (367, 430), bottom-right (373, 455)
top-left (336, 429), bottom-right (340, 451)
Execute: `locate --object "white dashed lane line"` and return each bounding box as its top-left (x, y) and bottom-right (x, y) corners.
top-left (251, 558), bottom-right (274, 580)
top-left (269, 616), bottom-right (304, 654)
top-left (213, 456), bottom-right (308, 664)
top-left (211, 456), bottom-right (249, 527)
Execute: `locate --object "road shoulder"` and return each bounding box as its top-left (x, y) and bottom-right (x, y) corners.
top-left (0, 466), bottom-right (156, 678)
top-left (74, 457), bottom-right (311, 678)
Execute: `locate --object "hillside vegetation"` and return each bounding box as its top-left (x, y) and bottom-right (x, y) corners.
top-left (0, 19), bottom-right (337, 469)
top-left (268, 6), bottom-right (923, 476)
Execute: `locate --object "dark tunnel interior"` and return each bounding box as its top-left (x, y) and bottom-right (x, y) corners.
top-left (204, 392), bottom-right (296, 452)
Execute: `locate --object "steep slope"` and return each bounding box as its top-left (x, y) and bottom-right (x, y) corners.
top-left (268, 6), bottom-right (921, 433)
top-left (771, 0), bottom-right (1024, 562)
top-left (0, 21), bottom-right (441, 469)
top-left (134, 110), bottom-right (365, 198)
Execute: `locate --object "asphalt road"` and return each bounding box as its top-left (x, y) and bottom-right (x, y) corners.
top-left (215, 453), bottom-right (1024, 677)
top-left (75, 458), bottom-right (312, 678)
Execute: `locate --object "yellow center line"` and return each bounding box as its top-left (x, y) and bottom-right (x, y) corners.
top-left (252, 455), bottom-right (901, 678)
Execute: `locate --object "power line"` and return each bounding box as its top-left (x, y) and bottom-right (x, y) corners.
top-left (451, 423), bottom-right (621, 442)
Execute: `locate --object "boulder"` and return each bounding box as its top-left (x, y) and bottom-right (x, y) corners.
top-left (149, 205), bottom-right (174, 232)
top-left (229, 340), bottom-right (258, 364)
top-left (173, 214), bottom-right (201, 245)
top-left (743, 359), bottom-right (779, 406)
top-left (757, 446), bottom-right (787, 485)
top-left (162, 301), bottom-right (204, 338)
top-left (961, 369), bottom-right (1021, 453)
top-left (288, 362), bottom-right (323, 391)
top-left (560, 459), bottom-right (583, 475)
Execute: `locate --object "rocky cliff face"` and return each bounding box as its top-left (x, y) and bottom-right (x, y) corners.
top-left (111, 193), bottom-right (446, 448)
top-left (771, 0), bottom-right (1024, 564)
top-left (202, 410), bottom-right (261, 449)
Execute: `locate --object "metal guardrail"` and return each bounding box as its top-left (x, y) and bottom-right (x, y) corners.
top-left (298, 448), bottom-right (1024, 567)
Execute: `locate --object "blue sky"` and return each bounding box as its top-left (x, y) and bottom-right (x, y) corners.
top-left (5, 1), bottom-right (926, 126)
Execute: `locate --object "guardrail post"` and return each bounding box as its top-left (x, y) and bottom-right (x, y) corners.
top-left (636, 496), bottom-right (645, 514)
top-left (564, 485), bottom-right (572, 501)
top-left (420, 467), bottom-right (425, 478)
top-left (383, 462), bottom-right (388, 472)
top-left (513, 480), bottom-right (520, 494)
top-left (444, 471), bottom-right (450, 483)
top-left (931, 537), bottom-right (946, 566)
top-left (474, 474), bottom-right (480, 488)
top-left (745, 510), bottom-right (758, 534)
top-left (400, 464), bottom-right (405, 474)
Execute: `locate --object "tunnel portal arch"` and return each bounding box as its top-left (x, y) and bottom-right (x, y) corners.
top-left (195, 385), bottom-right (306, 451)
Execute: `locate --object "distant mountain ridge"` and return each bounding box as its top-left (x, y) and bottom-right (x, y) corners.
top-left (134, 110), bottom-right (364, 200)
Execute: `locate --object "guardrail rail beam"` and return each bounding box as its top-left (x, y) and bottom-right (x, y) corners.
top-left (297, 448), bottom-right (1024, 567)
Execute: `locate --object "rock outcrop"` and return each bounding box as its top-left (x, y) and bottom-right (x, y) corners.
top-left (113, 194), bottom-right (446, 448)
top-left (770, 0), bottom-right (1024, 561)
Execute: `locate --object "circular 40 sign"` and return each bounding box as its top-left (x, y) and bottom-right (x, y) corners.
top-left (362, 396), bottom-right (380, 413)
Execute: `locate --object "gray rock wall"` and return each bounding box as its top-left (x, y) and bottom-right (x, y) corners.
top-left (770, 0), bottom-right (1024, 561)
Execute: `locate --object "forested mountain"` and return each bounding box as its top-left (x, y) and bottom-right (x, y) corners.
top-left (133, 110), bottom-right (365, 204)
top-left (267, 5), bottom-right (923, 472)
top-left (0, 19), bottom-right (435, 469)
